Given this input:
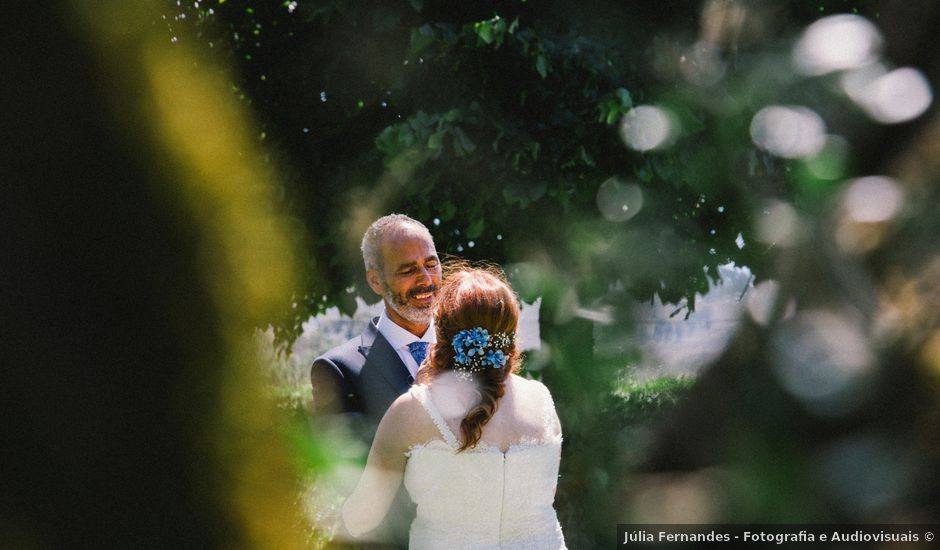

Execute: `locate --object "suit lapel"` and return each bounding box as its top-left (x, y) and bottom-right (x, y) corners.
top-left (359, 317), bottom-right (412, 394)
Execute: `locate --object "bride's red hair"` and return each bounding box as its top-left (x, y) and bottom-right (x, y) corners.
top-left (417, 263), bottom-right (520, 451)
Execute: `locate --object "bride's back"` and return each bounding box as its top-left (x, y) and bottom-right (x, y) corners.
top-left (422, 373), bottom-right (560, 452)
top-left (403, 374), bottom-right (565, 550)
top-left (342, 266), bottom-right (566, 548)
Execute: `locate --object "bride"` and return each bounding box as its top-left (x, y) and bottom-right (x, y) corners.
top-left (342, 265), bottom-right (566, 549)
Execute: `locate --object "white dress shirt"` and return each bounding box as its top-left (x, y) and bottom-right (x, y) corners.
top-left (376, 310), bottom-right (436, 378)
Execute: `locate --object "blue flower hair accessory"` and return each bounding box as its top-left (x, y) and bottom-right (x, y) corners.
top-left (451, 327), bottom-right (514, 379)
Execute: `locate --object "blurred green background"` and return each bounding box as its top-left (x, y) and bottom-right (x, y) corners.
top-left (3, 0), bottom-right (939, 548)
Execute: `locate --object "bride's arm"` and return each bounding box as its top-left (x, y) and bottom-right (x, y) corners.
top-left (341, 394), bottom-right (413, 537)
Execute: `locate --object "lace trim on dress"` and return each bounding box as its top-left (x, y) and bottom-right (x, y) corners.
top-left (405, 433), bottom-right (562, 458)
top-left (404, 438), bottom-right (453, 458)
top-left (406, 382), bottom-right (563, 458)
top-left (473, 433), bottom-right (563, 455)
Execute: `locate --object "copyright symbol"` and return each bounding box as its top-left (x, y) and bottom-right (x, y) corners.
top-left (926, 532), bottom-right (934, 542)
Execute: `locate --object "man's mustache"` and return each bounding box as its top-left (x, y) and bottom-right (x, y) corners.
top-left (408, 285), bottom-right (438, 298)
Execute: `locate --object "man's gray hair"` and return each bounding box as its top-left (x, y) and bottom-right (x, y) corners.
top-left (361, 214), bottom-right (433, 272)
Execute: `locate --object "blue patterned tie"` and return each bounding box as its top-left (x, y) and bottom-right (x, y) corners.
top-left (408, 341), bottom-right (429, 367)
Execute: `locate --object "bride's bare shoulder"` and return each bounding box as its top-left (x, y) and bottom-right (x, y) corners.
top-left (385, 387), bottom-right (428, 425)
top-left (509, 375), bottom-right (555, 405)
top-left (509, 375), bottom-right (561, 434)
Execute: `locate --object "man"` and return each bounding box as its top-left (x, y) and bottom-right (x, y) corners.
top-left (310, 214), bottom-right (441, 547)
top-left (311, 213), bottom-right (441, 425)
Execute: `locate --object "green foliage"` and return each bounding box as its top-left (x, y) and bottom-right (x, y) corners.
top-left (614, 375), bottom-right (697, 420)
top-left (175, 0), bottom-right (769, 342)
top-left (473, 15), bottom-right (517, 48)
top-left (598, 87), bottom-right (634, 125)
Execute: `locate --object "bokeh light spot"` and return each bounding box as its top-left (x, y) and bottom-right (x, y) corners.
top-left (597, 177), bottom-right (644, 222)
top-left (628, 470), bottom-right (725, 524)
top-left (619, 106), bottom-right (677, 151)
top-left (842, 176), bottom-right (905, 223)
top-left (750, 106), bottom-right (826, 159)
top-left (793, 14), bottom-right (882, 75)
top-left (848, 67), bottom-right (933, 124)
top-left (745, 279), bottom-right (795, 326)
top-left (840, 62), bottom-right (887, 105)
top-left (756, 200), bottom-right (803, 247)
top-left (771, 310), bottom-right (874, 416)
top-left (679, 41), bottom-right (727, 87)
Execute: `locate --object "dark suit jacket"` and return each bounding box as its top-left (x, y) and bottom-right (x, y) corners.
top-left (310, 317), bottom-right (414, 426)
top-left (310, 316), bottom-right (415, 548)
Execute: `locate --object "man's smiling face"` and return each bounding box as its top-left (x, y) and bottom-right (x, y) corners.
top-left (367, 226), bottom-right (441, 335)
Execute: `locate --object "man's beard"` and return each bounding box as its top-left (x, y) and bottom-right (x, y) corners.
top-left (383, 282), bottom-right (437, 325)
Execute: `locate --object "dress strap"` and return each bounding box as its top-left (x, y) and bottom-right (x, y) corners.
top-left (409, 384), bottom-right (460, 448)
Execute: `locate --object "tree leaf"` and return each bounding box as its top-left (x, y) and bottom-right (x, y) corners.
top-left (375, 124), bottom-right (414, 155)
top-left (427, 129), bottom-right (446, 150)
top-left (579, 146), bottom-right (595, 167)
top-left (442, 108), bottom-right (462, 122)
top-left (536, 55), bottom-right (548, 78)
top-left (409, 25), bottom-right (434, 55)
top-left (529, 141), bottom-right (540, 161)
top-left (606, 108), bottom-right (620, 126)
top-left (615, 87), bottom-right (633, 108)
top-left (475, 21), bottom-right (494, 44)
top-left (452, 126), bottom-right (476, 156)
top-left (598, 99), bottom-right (615, 123)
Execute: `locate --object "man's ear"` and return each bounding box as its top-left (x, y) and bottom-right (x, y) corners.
top-left (366, 268), bottom-right (385, 296)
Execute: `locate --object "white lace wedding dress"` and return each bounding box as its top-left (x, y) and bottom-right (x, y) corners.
top-left (403, 383), bottom-right (566, 550)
